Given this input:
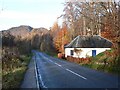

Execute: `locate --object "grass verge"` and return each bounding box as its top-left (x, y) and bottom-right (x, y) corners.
top-left (80, 50), bottom-right (120, 75)
top-left (45, 52), bottom-right (57, 58)
top-left (2, 54), bottom-right (32, 89)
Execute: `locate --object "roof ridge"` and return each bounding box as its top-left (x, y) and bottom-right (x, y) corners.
top-left (65, 35), bottom-right (113, 48)
top-left (76, 36), bottom-right (80, 47)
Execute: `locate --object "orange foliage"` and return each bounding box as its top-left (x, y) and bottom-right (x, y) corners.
top-left (101, 23), bottom-right (114, 42)
top-left (53, 25), bottom-right (69, 53)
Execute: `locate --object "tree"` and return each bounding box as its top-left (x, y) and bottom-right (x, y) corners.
top-left (50, 21), bottom-right (60, 37)
top-left (100, 1), bottom-right (120, 54)
top-left (53, 23), bottom-right (69, 53)
top-left (62, 0), bottom-right (120, 55)
top-left (63, 1), bottom-right (79, 39)
top-left (2, 31), bottom-right (15, 47)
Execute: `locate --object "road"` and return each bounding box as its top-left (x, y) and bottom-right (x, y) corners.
top-left (33, 50), bottom-right (119, 88)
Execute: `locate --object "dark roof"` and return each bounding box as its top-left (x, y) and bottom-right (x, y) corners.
top-left (65, 35), bottom-right (113, 48)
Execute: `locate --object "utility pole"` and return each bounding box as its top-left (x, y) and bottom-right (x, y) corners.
top-left (0, 0), bottom-right (4, 13)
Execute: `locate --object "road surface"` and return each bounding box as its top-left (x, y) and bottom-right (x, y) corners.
top-left (33, 50), bottom-right (119, 88)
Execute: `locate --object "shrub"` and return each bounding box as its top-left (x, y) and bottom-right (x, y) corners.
top-left (66, 56), bottom-right (91, 64)
top-left (58, 53), bottom-right (65, 59)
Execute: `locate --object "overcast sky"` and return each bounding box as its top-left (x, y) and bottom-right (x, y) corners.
top-left (0, 0), bottom-right (65, 30)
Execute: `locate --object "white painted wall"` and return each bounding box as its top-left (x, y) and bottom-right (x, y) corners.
top-left (65, 48), bottom-right (111, 58)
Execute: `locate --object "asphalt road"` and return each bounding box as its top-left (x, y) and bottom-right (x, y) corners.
top-left (33, 50), bottom-right (119, 88)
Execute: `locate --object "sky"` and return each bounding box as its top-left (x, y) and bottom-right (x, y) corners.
top-left (0, 0), bottom-right (65, 30)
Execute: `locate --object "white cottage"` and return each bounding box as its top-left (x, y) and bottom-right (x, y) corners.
top-left (64, 35), bottom-right (113, 58)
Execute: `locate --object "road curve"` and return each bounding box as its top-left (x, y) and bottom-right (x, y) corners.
top-left (32, 50), bottom-right (119, 89)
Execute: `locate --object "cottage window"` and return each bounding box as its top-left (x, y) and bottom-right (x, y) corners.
top-left (70, 50), bottom-right (74, 56)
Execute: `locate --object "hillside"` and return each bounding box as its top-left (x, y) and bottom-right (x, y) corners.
top-left (1, 25), bottom-right (48, 38)
top-left (2, 25), bottom-right (56, 53)
top-left (2, 25), bottom-right (32, 37)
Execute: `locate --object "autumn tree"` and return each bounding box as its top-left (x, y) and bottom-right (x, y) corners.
top-left (53, 23), bottom-right (69, 53)
top-left (62, 0), bottom-right (120, 53)
top-left (50, 21), bottom-right (60, 37)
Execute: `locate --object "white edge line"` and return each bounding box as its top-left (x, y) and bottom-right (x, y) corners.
top-left (33, 56), bottom-right (40, 89)
top-left (37, 69), bottom-right (47, 88)
top-left (37, 53), bottom-right (47, 88)
top-left (66, 69), bottom-right (87, 80)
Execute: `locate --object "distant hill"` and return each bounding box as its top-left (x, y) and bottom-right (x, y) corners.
top-left (32, 27), bottom-right (48, 34)
top-left (2, 25), bottom-right (48, 38)
top-left (2, 25), bottom-right (56, 53)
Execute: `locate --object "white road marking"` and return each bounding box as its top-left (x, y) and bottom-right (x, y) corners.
top-left (35, 53), bottom-right (47, 88)
top-left (40, 53), bottom-right (87, 80)
top-left (49, 60), bottom-right (53, 63)
top-left (33, 56), bottom-right (40, 89)
top-left (66, 69), bottom-right (87, 80)
top-left (54, 63), bottom-right (62, 67)
top-left (41, 54), bottom-right (62, 67)
top-left (42, 54), bottom-right (52, 62)
top-left (38, 68), bottom-right (47, 88)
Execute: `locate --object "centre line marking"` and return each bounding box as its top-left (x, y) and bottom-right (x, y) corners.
top-left (54, 63), bottom-right (62, 67)
top-left (66, 69), bottom-right (87, 80)
top-left (49, 60), bottom-right (53, 62)
top-left (41, 54), bottom-right (62, 67)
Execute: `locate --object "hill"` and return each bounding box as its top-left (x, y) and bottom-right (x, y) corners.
top-left (1, 25), bottom-right (48, 38)
top-left (2, 25), bottom-right (56, 54)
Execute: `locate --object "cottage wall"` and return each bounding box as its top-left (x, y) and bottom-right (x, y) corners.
top-left (65, 48), bottom-right (111, 58)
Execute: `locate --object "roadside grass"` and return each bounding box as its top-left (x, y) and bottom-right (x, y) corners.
top-left (45, 52), bottom-right (58, 58)
top-left (80, 49), bottom-right (120, 75)
top-left (2, 54), bottom-right (32, 89)
top-left (2, 67), bottom-right (26, 88)
top-left (45, 52), bottom-right (67, 61)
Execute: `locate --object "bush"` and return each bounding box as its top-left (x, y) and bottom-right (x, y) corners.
top-left (66, 56), bottom-right (91, 64)
top-left (2, 47), bottom-right (32, 88)
top-left (58, 53), bottom-right (65, 59)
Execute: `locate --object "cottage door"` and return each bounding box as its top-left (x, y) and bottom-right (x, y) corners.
top-left (92, 50), bottom-right (96, 57)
